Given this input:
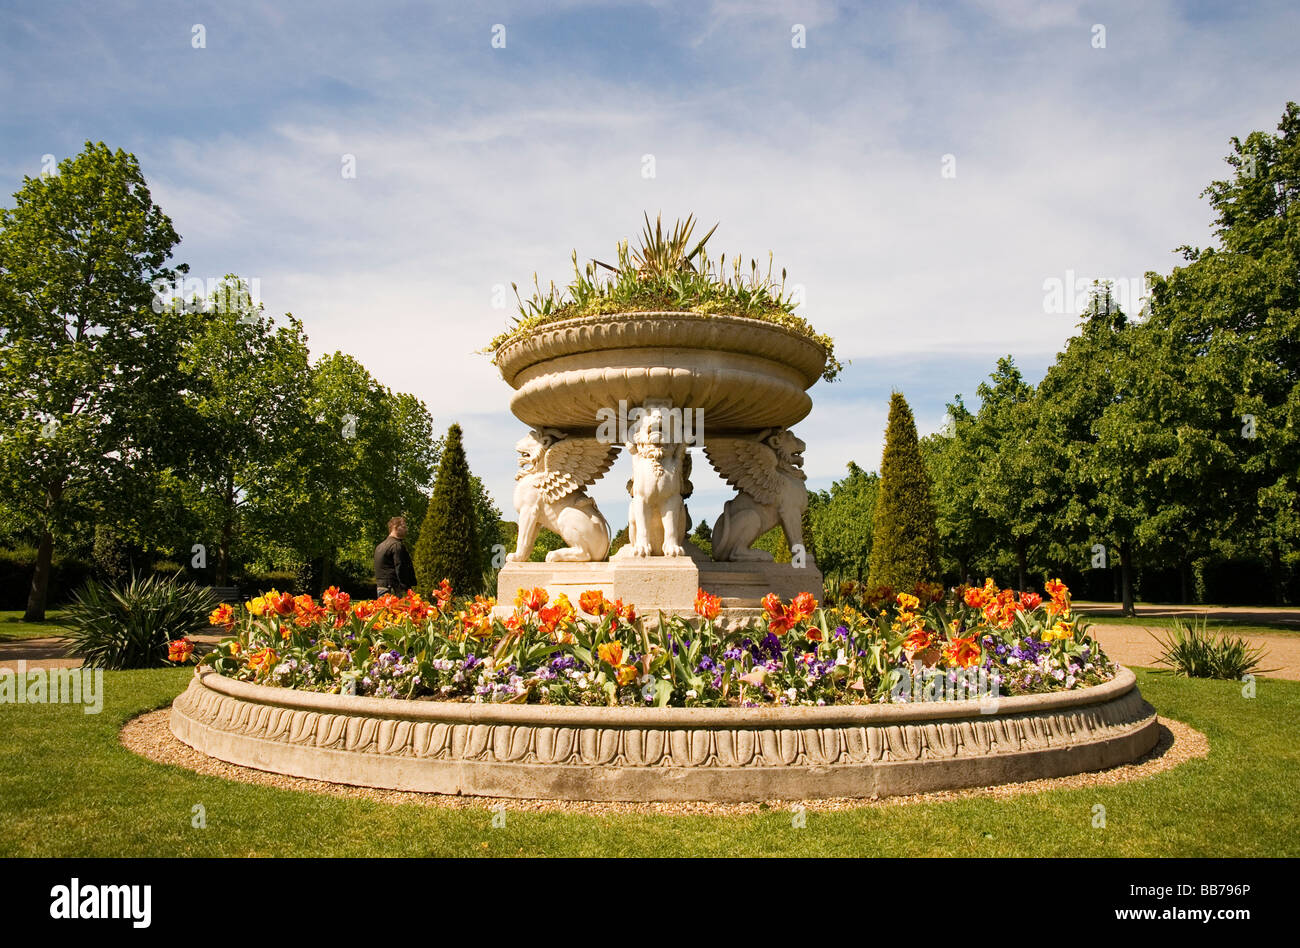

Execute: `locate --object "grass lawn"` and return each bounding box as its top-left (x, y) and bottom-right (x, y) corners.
top-left (0, 667), bottom-right (1295, 857)
top-left (0, 610), bottom-right (70, 641)
top-left (1076, 611), bottom-right (1300, 637)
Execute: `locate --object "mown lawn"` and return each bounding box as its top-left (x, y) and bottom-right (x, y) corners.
top-left (0, 610), bottom-right (70, 641)
top-left (0, 667), bottom-right (1295, 857)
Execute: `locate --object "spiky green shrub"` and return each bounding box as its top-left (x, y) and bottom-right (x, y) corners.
top-left (867, 392), bottom-right (940, 589)
top-left (65, 573), bottom-right (212, 669)
top-left (1153, 617), bottom-right (1267, 679)
top-left (414, 423), bottom-right (482, 596)
top-left (489, 213), bottom-right (842, 381)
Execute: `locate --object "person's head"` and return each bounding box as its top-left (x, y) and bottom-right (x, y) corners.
top-left (388, 516), bottom-right (407, 539)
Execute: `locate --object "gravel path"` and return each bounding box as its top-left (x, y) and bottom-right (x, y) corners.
top-left (1088, 624), bottom-right (1300, 681)
top-left (121, 707), bottom-right (1207, 815)
top-left (0, 637), bottom-right (82, 670)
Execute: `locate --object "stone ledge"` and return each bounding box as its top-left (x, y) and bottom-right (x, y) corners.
top-left (170, 668), bottom-right (1159, 802)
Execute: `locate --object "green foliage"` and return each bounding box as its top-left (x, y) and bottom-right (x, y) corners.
top-left (0, 547), bottom-right (93, 610)
top-left (498, 521), bottom-right (564, 565)
top-left (413, 424), bottom-right (482, 596)
top-left (529, 529), bottom-right (566, 563)
top-left (174, 277), bottom-right (313, 585)
top-left (1153, 616), bottom-right (1266, 679)
top-left (609, 525), bottom-right (630, 557)
top-left (922, 359), bottom-right (1044, 589)
top-left (0, 141), bottom-right (188, 619)
top-left (3, 667), bottom-right (1300, 856)
top-left (867, 393), bottom-right (939, 589)
top-left (1143, 101), bottom-right (1300, 601)
top-left (690, 519), bottom-right (713, 558)
top-left (64, 573), bottom-right (211, 669)
top-left (290, 351), bottom-right (438, 589)
top-left (91, 525), bottom-right (132, 584)
top-left (752, 525), bottom-right (792, 563)
top-left (490, 213), bottom-right (842, 381)
top-left (808, 462), bottom-right (878, 582)
top-left (467, 474), bottom-right (503, 581)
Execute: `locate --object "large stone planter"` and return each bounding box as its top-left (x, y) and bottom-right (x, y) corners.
top-left (495, 312), bottom-right (828, 431)
top-left (170, 667), bottom-right (1159, 802)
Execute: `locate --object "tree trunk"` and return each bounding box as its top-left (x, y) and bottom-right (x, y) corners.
top-left (216, 472), bottom-right (234, 586)
top-left (1015, 540), bottom-right (1028, 592)
top-left (1119, 541), bottom-right (1135, 617)
top-left (1180, 560), bottom-right (1190, 605)
top-left (217, 517), bottom-right (232, 586)
top-left (24, 528), bottom-right (55, 622)
top-left (23, 485), bottom-right (63, 622)
top-left (1271, 545), bottom-right (1284, 607)
top-left (318, 553), bottom-right (334, 596)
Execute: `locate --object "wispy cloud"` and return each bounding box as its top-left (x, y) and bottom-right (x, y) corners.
top-left (3, 0), bottom-right (1297, 525)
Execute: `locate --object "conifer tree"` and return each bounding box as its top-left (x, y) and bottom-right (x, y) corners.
top-left (414, 423), bottom-right (481, 596)
top-left (867, 393), bottom-right (940, 589)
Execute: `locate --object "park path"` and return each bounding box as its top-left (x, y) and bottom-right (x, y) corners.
top-left (1085, 624), bottom-right (1300, 681)
top-left (0, 637), bottom-right (82, 670)
top-left (1076, 602), bottom-right (1300, 679)
top-left (1076, 601), bottom-right (1300, 626)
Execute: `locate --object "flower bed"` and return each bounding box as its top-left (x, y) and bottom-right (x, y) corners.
top-left (189, 578), bottom-right (1116, 709)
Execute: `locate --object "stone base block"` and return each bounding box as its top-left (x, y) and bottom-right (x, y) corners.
top-left (496, 555), bottom-right (823, 617)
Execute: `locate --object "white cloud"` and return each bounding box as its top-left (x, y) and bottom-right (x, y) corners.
top-left (10, 0), bottom-right (1298, 526)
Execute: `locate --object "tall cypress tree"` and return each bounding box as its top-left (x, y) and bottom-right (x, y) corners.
top-left (414, 423), bottom-right (481, 596)
top-left (867, 392), bottom-right (940, 589)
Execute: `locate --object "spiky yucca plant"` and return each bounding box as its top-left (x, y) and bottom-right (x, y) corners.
top-left (66, 573), bottom-right (213, 670)
top-left (493, 213), bottom-right (842, 381)
top-left (1153, 617), bottom-right (1267, 680)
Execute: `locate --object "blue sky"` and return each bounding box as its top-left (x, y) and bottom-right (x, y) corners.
top-left (3, 0), bottom-right (1297, 528)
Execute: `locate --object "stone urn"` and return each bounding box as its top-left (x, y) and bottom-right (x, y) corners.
top-left (494, 312), bottom-right (827, 433)
top-left (494, 311), bottom-right (829, 617)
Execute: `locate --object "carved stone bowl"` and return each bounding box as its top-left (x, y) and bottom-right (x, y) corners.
top-left (170, 667), bottom-right (1159, 802)
top-left (493, 312), bottom-right (829, 431)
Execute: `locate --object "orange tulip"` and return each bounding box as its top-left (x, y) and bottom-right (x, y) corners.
top-left (694, 589), bottom-right (721, 620)
top-left (943, 636), bottom-right (981, 668)
top-left (597, 641), bottom-right (624, 667)
top-left (578, 590), bottom-right (611, 616)
top-left (903, 629), bottom-right (932, 655)
top-left (270, 591), bottom-right (295, 616)
top-left (168, 638), bottom-right (195, 663)
top-left (768, 610), bottom-right (795, 636)
top-left (514, 586), bottom-right (548, 612)
top-left (247, 647), bottom-right (278, 675)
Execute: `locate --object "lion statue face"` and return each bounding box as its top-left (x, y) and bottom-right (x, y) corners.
top-left (766, 429), bottom-right (807, 475)
top-left (515, 429), bottom-right (549, 477)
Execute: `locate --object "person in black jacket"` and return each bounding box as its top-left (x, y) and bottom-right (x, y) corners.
top-left (374, 516), bottom-right (417, 596)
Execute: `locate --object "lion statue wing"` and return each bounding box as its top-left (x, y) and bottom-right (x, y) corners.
top-left (537, 436), bottom-right (619, 502)
top-left (703, 437), bottom-right (783, 507)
